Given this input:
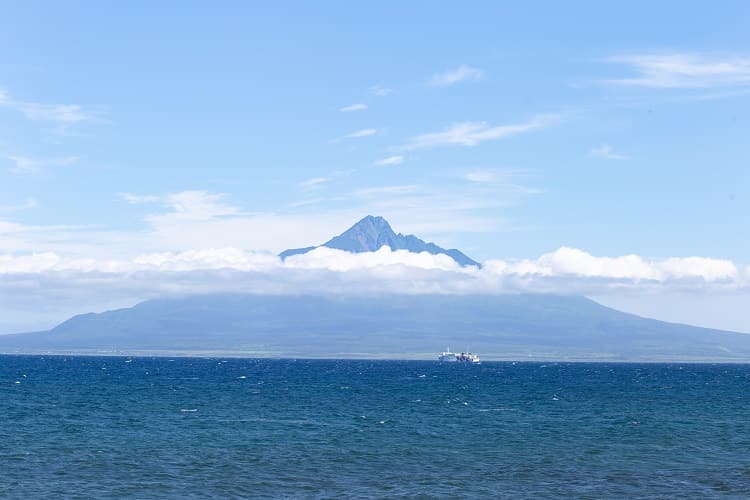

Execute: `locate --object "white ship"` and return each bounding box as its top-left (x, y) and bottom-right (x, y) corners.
top-left (438, 349), bottom-right (458, 362)
top-left (438, 348), bottom-right (480, 364)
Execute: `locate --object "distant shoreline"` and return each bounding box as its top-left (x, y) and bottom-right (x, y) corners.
top-left (2, 350), bottom-right (750, 364)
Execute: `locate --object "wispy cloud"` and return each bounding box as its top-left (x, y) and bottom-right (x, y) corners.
top-left (346, 183), bottom-right (512, 234)
top-left (463, 169), bottom-right (543, 195)
top-left (604, 53), bottom-right (750, 89)
top-left (352, 184), bottom-right (423, 198)
top-left (119, 193), bottom-right (162, 204)
top-left (331, 128), bottom-right (378, 143)
top-left (346, 128), bottom-right (377, 138)
top-left (0, 188), bottom-right (500, 262)
top-left (369, 85), bottom-right (392, 97)
top-left (373, 155), bottom-right (404, 166)
top-left (5, 154), bottom-right (79, 175)
top-left (464, 170), bottom-right (498, 183)
top-left (340, 103), bottom-right (367, 112)
top-left (0, 89), bottom-right (94, 122)
top-left (589, 144), bottom-right (628, 160)
top-left (429, 64), bottom-right (484, 86)
top-left (297, 170), bottom-right (351, 192)
top-left (120, 190), bottom-right (243, 221)
top-left (401, 115), bottom-right (558, 150)
top-left (299, 177), bottom-right (330, 191)
top-left (0, 198), bottom-right (37, 212)
top-left (2, 170), bottom-right (532, 269)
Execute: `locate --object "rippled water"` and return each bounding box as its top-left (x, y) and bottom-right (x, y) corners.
top-left (2, 356), bottom-right (750, 498)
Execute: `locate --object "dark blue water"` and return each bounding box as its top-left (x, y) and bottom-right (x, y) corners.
top-left (2, 356), bottom-right (750, 498)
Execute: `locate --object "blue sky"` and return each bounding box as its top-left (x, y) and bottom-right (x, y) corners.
top-left (1, 2), bottom-right (749, 333)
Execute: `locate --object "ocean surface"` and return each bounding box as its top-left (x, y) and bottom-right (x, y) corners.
top-left (2, 357), bottom-right (750, 498)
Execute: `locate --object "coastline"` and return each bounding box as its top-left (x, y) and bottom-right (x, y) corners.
top-left (3, 349), bottom-right (750, 363)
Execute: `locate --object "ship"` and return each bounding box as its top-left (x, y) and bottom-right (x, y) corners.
top-left (438, 348), bottom-right (458, 362)
top-left (438, 348), bottom-right (480, 364)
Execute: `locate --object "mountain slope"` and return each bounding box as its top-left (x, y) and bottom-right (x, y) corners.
top-left (2, 294), bottom-right (750, 361)
top-left (280, 215), bottom-right (480, 267)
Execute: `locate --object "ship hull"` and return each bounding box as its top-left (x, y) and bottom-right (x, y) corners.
top-left (438, 355), bottom-right (458, 362)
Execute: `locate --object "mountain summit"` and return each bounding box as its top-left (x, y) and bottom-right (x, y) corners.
top-left (280, 215), bottom-right (480, 267)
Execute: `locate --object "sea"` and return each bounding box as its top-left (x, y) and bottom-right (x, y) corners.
top-left (2, 356), bottom-right (750, 498)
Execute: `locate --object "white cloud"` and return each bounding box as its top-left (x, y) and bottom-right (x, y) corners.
top-left (296, 170), bottom-right (351, 192)
top-left (482, 247), bottom-right (741, 289)
top-left (605, 53), bottom-right (750, 89)
top-left (0, 198), bottom-right (37, 212)
top-left (146, 191), bottom-right (244, 222)
top-left (136, 212), bottom-right (353, 255)
top-left (429, 65), bottom-right (484, 86)
top-left (465, 170), bottom-right (497, 183)
top-left (369, 85), bottom-right (392, 97)
top-left (285, 246), bottom-right (461, 272)
top-left (130, 248), bottom-right (281, 272)
top-left (1, 245), bottom-right (748, 333)
top-left (401, 115), bottom-right (558, 150)
top-left (340, 103), bottom-right (367, 112)
top-left (5, 155), bottom-right (79, 174)
top-left (18, 103), bottom-right (91, 122)
top-left (589, 144), bottom-right (628, 160)
top-left (119, 193), bottom-right (162, 204)
top-left (659, 256), bottom-right (740, 282)
top-left (114, 196), bottom-right (364, 255)
top-left (373, 155), bottom-right (404, 166)
top-left (0, 246), bottom-right (460, 276)
top-left (0, 220), bottom-right (76, 235)
top-left (0, 245), bottom-right (745, 289)
top-left (461, 169), bottom-right (542, 196)
top-left (5, 155), bottom-right (36, 174)
top-left (351, 184), bottom-right (422, 198)
top-left (343, 183), bottom-right (514, 234)
top-left (120, 190), bottom-right (243, 220)
top-left (0, 177), bottom-right (529, 260)
top-left (346, 128), bottom-right (377, 138)
top-left (299, 177), bottom-right (330, 191)
top-left (331, 128), bottom-right (378, 143)
top-left (0, 89), bottom-right (94, 122)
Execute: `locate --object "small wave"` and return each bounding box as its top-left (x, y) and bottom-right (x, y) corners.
top-left (180, 409), bottom-right (198, 412)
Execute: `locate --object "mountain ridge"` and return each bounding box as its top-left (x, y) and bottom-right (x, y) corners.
top-left (280, 215), bottom-right (480, 267)
top-left (2, 293), bottom-right (750, 361)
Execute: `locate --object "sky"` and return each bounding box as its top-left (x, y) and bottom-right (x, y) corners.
top-left (1, 1), bottom-right (749, 333)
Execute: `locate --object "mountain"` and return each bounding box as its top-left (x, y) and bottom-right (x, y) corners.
top-left (2, 294), bottom-right (750, 361)
top-left (280, 215), bottom-right (480, 267)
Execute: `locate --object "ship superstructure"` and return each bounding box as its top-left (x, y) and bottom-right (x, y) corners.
top-left (438, 348), bottom-right (480, 364)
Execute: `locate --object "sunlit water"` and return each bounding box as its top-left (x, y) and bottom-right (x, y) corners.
top-left (2, 356), bottom-right (750, 498)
